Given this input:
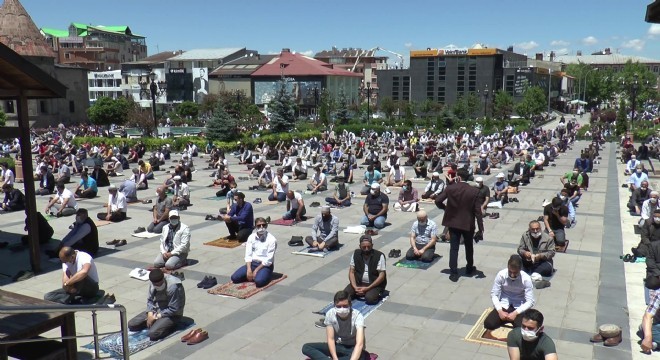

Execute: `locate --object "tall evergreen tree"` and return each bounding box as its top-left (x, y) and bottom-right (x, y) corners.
top-left (206, 102), bottom-right (237, 142)
top-left (334, 88), bottom-right (350, 125)
top-left (269, 82), bottom-right (296, 133)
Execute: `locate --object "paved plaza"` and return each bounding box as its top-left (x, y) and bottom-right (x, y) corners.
top-left (0, 115), bottom-right (647, 359)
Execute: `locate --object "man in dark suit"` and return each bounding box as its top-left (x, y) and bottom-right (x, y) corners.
top-left (37, 165), bottom-right (56, 196)
top-left (435, 168), bottom-right (484, 282)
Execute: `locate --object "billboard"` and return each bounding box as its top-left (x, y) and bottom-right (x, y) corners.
top-left (254, 80), bottom-right (322, 105)
top-left (192, 67), bottom-right (209, 103)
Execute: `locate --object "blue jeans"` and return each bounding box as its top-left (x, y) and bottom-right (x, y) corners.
top-left (231, 260), bottom-right (273, 288)
top-left (360, 214), bottom-right (386, 229)
top-left (283, 206), bottom-right (306, 220)
top-left (268, 192), bottom-right (286, 202)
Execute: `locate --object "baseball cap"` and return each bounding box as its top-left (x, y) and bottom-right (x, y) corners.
top-left (169, 210), bottom-right (179, 218)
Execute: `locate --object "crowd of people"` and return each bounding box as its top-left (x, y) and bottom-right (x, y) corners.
top-left (0, 115), bottom-right (613, 358)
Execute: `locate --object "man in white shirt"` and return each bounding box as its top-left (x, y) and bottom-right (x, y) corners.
top-left (44, 247), bottom-right (99, 304)
top-left (532, 149), bottom-right (546, 170)
top-left (97, 184), bottom-right (127, 222)
top-left (386, 164), bottom-right (406, 187)
top-left (230, 217), bottom-right (277, 288)
top-left (258, 165), bottom-right (275, 188)
top-left (625, 155), bottom-right (641, 175)
top-left (45, 182), bottom-right (78, 217)
top-left (172, 176), bottom-right (190, 210)
top-left (268, 168), bottom-right (289, 202)
top-left (0, 162), bottom-right (14, 187)
top-left (484, 255), bottom-right (536, 340)
top-left (283, 190), bottom-right (306, 221)
top-left (307, 166), bottom-right (327, 193)
top-left (154, 210), bottom-right (190, 270)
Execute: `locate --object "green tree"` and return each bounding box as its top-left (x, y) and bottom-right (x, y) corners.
top-left (318, 89), bottom-right (335, 127)
top-left (453, 93), bottom-right (480, 120)
top-left (379, 96), bottom-right (396, 120)
top-left (269, 82), bottom-right (297, 133)
top-left (177, 101), bottom-right (199, 119)
top-left (616, 98), bottom-right (628, 136)
top-left (87, 96), bottom-right (131, 126)
top-left (619, 60), bottom-right (658, 106)
top-left (206, 102), bottom-right (237, 141)
top-left (334, 88), bottom-right (350, 125)
top-left (438, 107), bottom-right (455, 130)
top-left (515, 86), bottom-right (546, 119)
top-left (0, 108), bottom-right (6, 127)
top-left (492, 90), bottom-right (514, 120)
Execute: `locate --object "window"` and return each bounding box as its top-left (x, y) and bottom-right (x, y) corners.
top-left (40, 101), bottom-right (47, 114)
top-left (69, 101), bottom-right (75, 113)
top-left (5, 101), bottom-right (14, 113)
top-left (88, 80), bottom-right (94, 87)
top-left (64, 53), bottom-right (71, 59)
top-left (655, 66), bottom-right (659, 73)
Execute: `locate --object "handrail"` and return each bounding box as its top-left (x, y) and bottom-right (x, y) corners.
top-left (0, 303), bottom-right (130, 360)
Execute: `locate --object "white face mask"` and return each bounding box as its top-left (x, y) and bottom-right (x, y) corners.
top-left (654, 217), bottom-right (660, 224)
top-left (521, 328), bottom-right (539, 342)
top-left (256, 228), bottom-right (267, 237)
top-left (652, 198), bottom-right (658, 204)
top-left (530, 231), bottom-right (542, 239)
top-left (370, 190), bottom-right (376, 195)
top-left (559, 195), bottom-right (567, 201)
top-left (153, 283), bottom-right (166, 292)
top-left (335, 307), bottom-right (350, 317)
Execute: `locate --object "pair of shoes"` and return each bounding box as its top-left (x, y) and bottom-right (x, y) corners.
top-left (12, 270), bottom-right (34, 282)
top-left (106, 239), bottom-right (121, 245)
top-left (114, 239), bottom-right (127, 247)
top-left (314, 318), bottom-right (326, 328)
top-left (488, 213), bottom-right (500, 219)
top-left (465, 266), bottom-right (476, 276)
top-left (384, 188), bottom-right (392, 194)
top-left (310, 202), bottom-right (321, 207)
top-left (288, 236), bottom-right (303, 246)
top-left (603, 334), bottom-right (622, 346)
top-left (205, 215), bottom-right (216, 221)
top-left (182, 329), bottom-right (209, 345)
top-left (365, 229), bottom-right (379, 236)
top-left (534, 280), bottom-right (551, 289)
top-left (590, 333), bottom-right (604, 342)
top-left (622, 184), bottom-right (628, 188)
top-left (388, 249), bottom-right (401, 258)
top-left (197, 276), bottom-right (217, 289)
top-left (171, 271), bottom-right (185, 281)
top-left (134, 227), bottom-right (146, 234)
top-left (100, 293), bottom-right (116, 305)
top-left (622, 254), bottom-right (637, 262)
top-left (510, 198), bottom-right (519, 202)
top-left (253, 198), bottom-right (262, 204)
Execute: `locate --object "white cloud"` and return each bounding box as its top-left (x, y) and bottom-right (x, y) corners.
top-left (621, 39), bottom-right (645, 51)
top-left (514, 41), bottom-right (539, 51)
top-left (404, 42), bottom-right (413, 48)
top-left (582, 36), bottom-right (598, 46)
top-left (648, 24), bottom-right (660, 38)
top-left (550, 40), bottom-right (569, 47)
top-left (297, 50), bottom-right (314, 57)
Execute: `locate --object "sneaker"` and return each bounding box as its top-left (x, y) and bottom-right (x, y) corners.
top-left (202, 277), bottom-right (217, 289)
top-left (314, 318), bottom-right (326, 328)
top-left (197, 276), bottom-right (210, 288)
top-left (134, 227), bottom-right (146, 234)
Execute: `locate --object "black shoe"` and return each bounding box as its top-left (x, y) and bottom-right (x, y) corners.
top-left (202, 277), bottom-right (217, 289)
top-left (205, 215), bottom-right (215, 221)
top-left (449, 273), bottom-right (459, 282)
top-left (388, 249), bottom-right (396, 258)
top-left (134, 227), bottom-right (146, 234)
top-left (197, 276), bottom-right (210, 288)
top-left (288, 236), bottom-right (303, 246)
top-left (465, 266), bottom-right (476, 276)
top-left (394, 249), bottom-right (401, 258)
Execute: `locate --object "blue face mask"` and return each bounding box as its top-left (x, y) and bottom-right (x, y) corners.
top-left (402, 186), bottom-right (408, 191)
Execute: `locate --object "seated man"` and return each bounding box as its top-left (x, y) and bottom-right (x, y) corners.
top-left (625, 154), bottom-right (641, 175)
top-left (128, 268), bottom-right (185, 341)
top-left (221, 191), bottom-right (254, 242)
top-left (560, 167), bottom-right (584, 188)
top-left (130, 167), bottom-right (149, 190)
top-left (485, 255), bottom-right (535, 338)
top-left (305, 206), bottom-right (340, 252)
top-left (45, 182), bottom-right (79, 217)
top-left (474, 153), bottom-right (491, 175)
top-left (641, 272), bottom-right (660, 353)
top-left (0, 183), bottom-right (25, 213)
top-left (641, 192), bottom-right (660, 226)
top-left (90, 164), bottom-right (110, 187)
top-left (283, 190), bottom-right (306, 221)
top-left (139, 186), bottom-right (171, 234)
top-left (106, 157), bottom-right (122, 177)
top-left (97, 184), bottom-right (127, 223)
top-left (345, 235), bottom-right (387, 304)
top-left (326, 175), bottom-right (351, 207)
top-left (36, 166), bottom-right (56, 196)
top-left (629, 165), bottom-right (650, 192)
top-left (155, 210), bottom-right (190, 270)
top-left (53, 208), bottom-right (99, 257)
top-left (491, 172), bottom-right (509, 204)
top-left (532, 149), bottom-right (545, 171)
top-left (475, 177), bottom-right (490, 215)
top-left (307, 166), bottom-right (328, 194)
top-left (292, 157), bottom-right (308, 180)
top-left (73, 172), bottom-right (98, 199)
top-left (139, 159), bottom-right (154, 180)
top-left (557, 189), bottom-right (577, 228)
top-left (302, 290), bottom-right (369, 360)
top-left (633, 209), bottom-right (660, 258)
top-left (22, 212), bottom-right (54, 247)
top-left (406, 210), bottom-right (438, 262)
top-left (119, 178), bottom-right (139, 203)
top-left (231, 217), bottom-right (277, 288)
top-left (393, 180), bottom-right (419, 212)
top-left (517, 221), bottom-right (555, 277)
top-left (413, 155), bottom-right (428, 179)
top-left (421, 172), bottom-right (445, 200)
top-left (629, 180), bottom-right (651, 215)
top-left (172, 176), bottom-right (190, 210)
top-left (258, 164), bottom-right (275, 188)
top-left (507, 309), bottom-right (557, 360)
top-left (562, 178), bottom-right (582, 206)
top-left (510, 157), bottom-right (531, 188)
top-left (44, 247), bottom-right (99, 304)
top-left (360, 165), bottom-right (382, 195)
top-left (385, 164), bottom-right (405, 187)
top-left (56, 162), bottom-right (71, 184)
top-left (214, 169), bottom-right (234, 197)
top-left (360, 183), bottom-right (389, 229)
top-left (543, 198), bottom-right (569, 249)
top-left (268, 168), bottom-right (289, 202)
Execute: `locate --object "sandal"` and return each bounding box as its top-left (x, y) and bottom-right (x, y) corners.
top-left (106, 239), bottom-right (120, 245)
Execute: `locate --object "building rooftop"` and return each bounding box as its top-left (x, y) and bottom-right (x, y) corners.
top-left (554, 54), bottom-right (660, 65)
top-left (0, 0), bottom-right (55, 58)
top-left (42, 22), bottom-right (144, 38)
top-left (314, 47), bottom-right (387, 59)
top-left (252, 49), bottom-right (362, 77)
top-left (169, 48), bottom-right (245, 61)
top-left (123, 50), bottom-right (185, 65)
top-left (210, 54), bottom-right (276, 76)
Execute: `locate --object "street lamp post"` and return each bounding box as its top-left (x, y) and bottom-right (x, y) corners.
top-left (366, 82), bottom-right (372, 124)
top-left (483, 84), bottom-right (489, 118)
top-left (631, 73), bottom-right (639, 128)
top-left (313, 86), bottom-right (319, 120)
top-left (583, 68), bottom-right (598, 103)
top-left (141, 71), bottom-right (166, 137)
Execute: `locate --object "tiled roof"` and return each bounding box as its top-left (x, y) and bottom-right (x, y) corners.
top-left (315, 47), bottom-right (381, 58)
top-left (0, 0), bottom-right (55, 58)
top-left (252, 50), bottom-right (362, 77)
top-left (169, 48), bottom-right (244, 61)
top-left (210, 54), bottom-right (276, 76)
top-left (555, 54), bottom-right (660, 65)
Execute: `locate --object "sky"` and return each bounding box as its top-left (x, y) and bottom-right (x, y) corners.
top-left (21, 0), bottom-right (660, 64)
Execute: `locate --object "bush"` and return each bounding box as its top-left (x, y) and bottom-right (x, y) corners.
top-left (0, 156), bottom-right (16, 170)
top-left (576, 124), bottom-right (591, 139)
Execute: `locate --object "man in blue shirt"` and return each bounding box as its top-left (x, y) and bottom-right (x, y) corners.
top-left (73, 172), bottom-right (98, 199)
top-left (360, 165), bottom-right (382, 195)
top-left (220, 191), bottom-right (254, 242)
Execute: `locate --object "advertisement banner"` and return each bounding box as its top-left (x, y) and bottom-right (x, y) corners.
top-left (254, 80), bottom-right (322, 105)
top-left (192, 67), bottom-right (209, 103)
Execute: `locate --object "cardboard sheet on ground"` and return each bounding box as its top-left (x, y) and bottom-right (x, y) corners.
top-left (292, 245), bottom-right (343, 258)
top-left (314, 294), bottom-right (389, 319)
top-left (464, 308), bottom-right (511, 348)
top-left (393, 255), bottom-right (441, 270)
top-left (83, 320), bottom-right (194, 358)
top-left (204, 237), bottom-right (242, 249)
top-left (129, 268), bottom-right (150, 281)
top-left (207, 273), bottom-right (287, 299)
top-left (343, 225), bottom-right (366, 234)
top-left (94, 219), bottom-right (114, 227)
top-left (131, 231), bottom-right (160, 239)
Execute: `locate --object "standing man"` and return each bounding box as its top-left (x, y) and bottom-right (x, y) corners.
top-left (230, 217), bottom-right (277, 288)
top-left (44, 247), bottom-right (99, 304)
top-left (435, 168), bottom-right (484, 282)
top-left (154, 210), bottom-right (190, 270)
top-left (221, 191), bottom-right (254, 242)
top-left (507, 309), bottom-right (557, 360)
top-left (406, 210), bottom-right (438, 263)
top-left (128, 269), bottom-right (186, 341)
top-left (305, 206), bottom-right (340, 252)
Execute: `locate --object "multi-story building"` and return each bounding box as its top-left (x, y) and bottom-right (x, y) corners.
top-left (0, 0), bottom-right (89, 126)
top-left (555, 50), bottom-right (660, 75)
top-left (208, 54), bottom-right (276, 96)
top-left (88, 70), bottom-right (122, 104)
top-left (121, 51), bottom-right (183, 110)
top-left (314, 47), bottom-right (390, 91)
top-left (41, 22), bottom-right (147, 71)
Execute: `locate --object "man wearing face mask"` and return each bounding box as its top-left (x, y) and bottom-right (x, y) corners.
top-left (97, 184), bottom-right (127, 223)
top-left (517, 221), bottom-right (555, 277)
top-left (136, 186), bottom-right (172, 234)
top-left (556, 189), bottom-right (576, 228)
top-left (640, 192), bottom-right (660, 227)
top-left (305, 206), bottom-right (340, 252)
top-left (360, 165), bottom-right (382, 195)
top-left (634, 209), bottom-right (660, 258)
top-left (507, 309), bottom-right (557, 360)
top-left (628, 180), bottom-right (651, 215)
top-left (542, 198), bottom-right (569, 250)
top-left (44, 246), bottom-right (99, 304)
top-left (394, 180), bottom-right (419, 212)
top-left (128, 268), bottom-right (186, 341)
top-left (345, 235), bottom-right (387, 304)
top-left (484, 255), bottom-right (535, 339)
top-left (154, 210), bottom-right (190, 270)
top-left (52, 208), bottom-right (99, 258)
top-left (561, 178), bottom-right (581, 206)
top-left (560, 167), bottom-right (583, 187)
top-left (302, 290), bottom-right (369, 360)
top-left (307, 166), bottom-right (328, 194)
top-left (625, 154), bottom-right (641, 175)
top-left (628, 165), bottom-right (650, 192)
top-left (231, 217), bottom-right (277, 288)
top-left (475, 177), bottom-right (490, 216)
top-left (406, 210), bottom-right (438, 262)
top-left (360, 183), bottom-right (389, 230)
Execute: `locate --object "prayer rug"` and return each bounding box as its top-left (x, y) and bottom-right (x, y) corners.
top-left (464, 308), bottom-right (511, 348)
top-left (292, 245), bottom-right (343, 258)
top-left (270, 218), bottom-right (296, 226)
top-left (83, 320), bottom-right (194, 358)
top-left (314, 294), bottom-right (389, 319)
top-left (131, 231), bottom-right (160, 239)
top-left (207, 273), bottom-right (287, 299)
top-left (393, 255), bottom-right (441, 270)
top-left (204, 237), bottom-right (242, 249)
top-left (93, 220), bottom-right (114, 227)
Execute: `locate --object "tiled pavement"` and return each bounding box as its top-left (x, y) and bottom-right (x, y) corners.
top-left (0, 115), bottom-right (639, 359)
